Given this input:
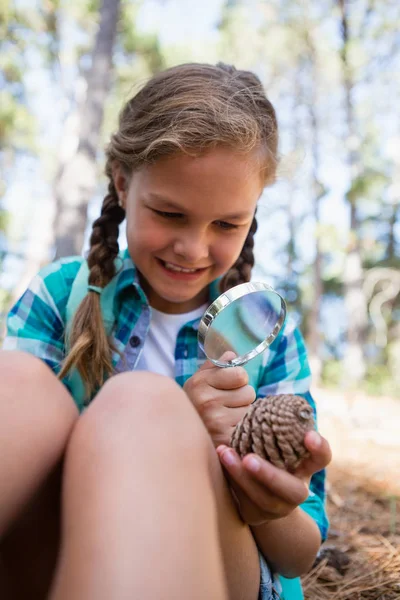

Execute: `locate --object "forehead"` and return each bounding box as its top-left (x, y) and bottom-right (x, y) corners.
top-left (130, 147), bottom-right (264, 216)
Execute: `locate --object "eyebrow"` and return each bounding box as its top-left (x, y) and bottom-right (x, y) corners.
top-left (146, 193), bottom-right (252, 220)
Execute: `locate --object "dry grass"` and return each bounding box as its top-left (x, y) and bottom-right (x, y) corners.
top-left (302, 466), bottom-right (400, 599)
top-left (300, 387), bottom-right (400, 600)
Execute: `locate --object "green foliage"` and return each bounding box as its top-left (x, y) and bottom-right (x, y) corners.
top-left (0, 90), bottom-right (36, 150)
top-left (0, 0), bottom-right (398, 398)
top-left (363, 256), bottom-right (400, 271)
top-left (119, 2), bottom-right (165, 73)
top-left (363, 364), bottom-right (400, 399)
top-left (346, 169), bottom-right (389, 206)
top-left (0, 209), bottom-right (9, 231)
top-left (321, 360), bottom-right (343, 388)
top-left (322, 276), bottom-right (344, 297)
top-left (0, 0), bottom-right (41, 153)
top-left (101, 1), bottom-right (167, 146)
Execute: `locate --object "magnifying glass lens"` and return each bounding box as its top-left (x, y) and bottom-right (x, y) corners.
top-left (198, 282), bottom-right (286, 367)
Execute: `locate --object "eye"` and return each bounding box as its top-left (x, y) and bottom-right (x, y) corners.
top-left (152, 209), bottom-right (184, 220)
top-left (214, 220), bottom-right (239, 231)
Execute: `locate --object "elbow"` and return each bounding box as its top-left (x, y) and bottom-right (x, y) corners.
top-left (278, 555), bottom-right (317, 579)
top-left (277, 538), bottom-right (321, 579)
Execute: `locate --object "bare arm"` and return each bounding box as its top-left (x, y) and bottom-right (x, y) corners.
top-left (251, 506), bottom-right (321, 578)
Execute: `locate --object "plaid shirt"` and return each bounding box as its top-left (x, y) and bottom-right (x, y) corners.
top-left (4, 248), bottom-right (328, 542)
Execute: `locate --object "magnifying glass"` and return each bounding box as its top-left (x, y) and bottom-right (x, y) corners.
top-left (198, 282), bottom-right (287, 367)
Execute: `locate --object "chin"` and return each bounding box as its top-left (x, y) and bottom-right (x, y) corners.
top-left (155, 285), bottom-right (209, 311)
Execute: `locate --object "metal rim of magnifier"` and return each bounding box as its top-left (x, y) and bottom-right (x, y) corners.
top-left (198, 281), bottom-right (287, 367)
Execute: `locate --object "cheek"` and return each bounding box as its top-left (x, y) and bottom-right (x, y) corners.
top-left (212, 234), bottom-right (247, 268)
top-left (126, 212), bottom-right (169, 252)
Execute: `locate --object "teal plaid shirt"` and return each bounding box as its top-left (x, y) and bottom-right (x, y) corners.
top-left (4, 248), bottom-right (328, 542)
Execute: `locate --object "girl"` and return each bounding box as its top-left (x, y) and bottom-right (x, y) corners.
top-left (0, 63), bottom-right (331, 600)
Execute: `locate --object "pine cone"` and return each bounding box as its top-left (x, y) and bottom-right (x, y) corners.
top-left (231, 394), bottom-right (315, 471)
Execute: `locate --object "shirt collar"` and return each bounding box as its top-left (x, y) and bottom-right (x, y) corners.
top-left (114, 248), bottom-right (140, 295)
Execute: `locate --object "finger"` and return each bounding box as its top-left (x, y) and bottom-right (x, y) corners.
top-left (217, 447), bottom-right (308, 508)
top-left (200, 386), bottom-right (254, 410)
top-left (206, 366), bottom-right (250, 391)
top-left (205, 407), bottom-right (251, 447)
top-left (217, 447), bottom-right (290, 517)
top-left (228, 406), bottom-right (253, 427)
top-left (230, 474), bottom-right (287, 520)
top-left (241, 453), bottom-right (309, 506)
top-left (295, 432), bottom-right (332, 479)
top-left (198, 351), bottom-right (237, 372)
top-left (217, 445), bottom-right (280, 512)
top-left (223, 385), bottom-right (255, 409)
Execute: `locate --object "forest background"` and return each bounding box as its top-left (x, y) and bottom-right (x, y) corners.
top-left (1, 0), bottom-right (399, 396)
top-left (1, 0), bottom-right (400, 597)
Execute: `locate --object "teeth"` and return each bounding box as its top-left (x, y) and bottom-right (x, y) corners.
top-left (164, 262), bottom-right (198, 273)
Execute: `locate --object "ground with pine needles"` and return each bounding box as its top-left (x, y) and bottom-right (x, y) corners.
top-left (301, 388), bottom-right (400, 600)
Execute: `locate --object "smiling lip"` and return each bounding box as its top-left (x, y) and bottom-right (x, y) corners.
top-left (157, 258), bottom-right (209, 280)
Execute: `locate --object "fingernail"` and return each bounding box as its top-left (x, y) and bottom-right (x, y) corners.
top-left (245, 456), bottom-right (260, 473)
top-left (219, 351), bottom-right (237, 361)
top-left (308, 431), bottom-right (321, 448)
top-left (221, 449), bottom-right (236, 466)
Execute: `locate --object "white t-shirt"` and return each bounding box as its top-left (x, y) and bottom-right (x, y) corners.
top-left (136, 304), bottom-right (208, 378)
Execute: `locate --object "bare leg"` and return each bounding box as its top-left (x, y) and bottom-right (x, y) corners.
top-left (0, 351), bottom-right (78, 536)
top-left (1, 360), bottom-right (260, 600)
top-left (1, 463), bottom-right (63, 600)
top-left (50, 372), bottom-right (229, 600)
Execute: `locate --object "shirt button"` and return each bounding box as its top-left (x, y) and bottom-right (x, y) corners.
top-left (129, 335), bottom-right (141, 348)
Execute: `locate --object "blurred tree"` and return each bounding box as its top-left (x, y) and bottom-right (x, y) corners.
top-left (53, 0), bottom-right (121, 258)
top-left (0, 0), bottom-right (39, 319)
top-left (1, 0), bottom-right (398, 392)
top-left (336, 0), bottom-right (400, 388)
top-left (6, 0), bottom-right (166, 306)
top-left (217, 0), bottom-right (400, 392)
top-left (338, 0), bottom-right (369, 385)
top-left (0, 0), bottom-right (37, 157)
top-left (0, 0), bottom-right (37, 205)
top-left (5, 0), bottom-right (108, 303)
top-left (52, 0), bottom-right (166, 258)
top-left (302, 27), bottom-right (328, 385)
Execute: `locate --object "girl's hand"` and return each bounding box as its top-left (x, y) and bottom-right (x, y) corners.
top-left (183, 352), bottom-right (255, 447)
top-left (216, 430), bottom-right (332, 526)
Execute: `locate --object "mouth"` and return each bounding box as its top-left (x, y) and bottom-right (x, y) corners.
top-left (157, 258), bottom-right (209, 278)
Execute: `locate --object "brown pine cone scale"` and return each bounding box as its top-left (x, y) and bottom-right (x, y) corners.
top-left (230, 394), bottom-right (315, 472)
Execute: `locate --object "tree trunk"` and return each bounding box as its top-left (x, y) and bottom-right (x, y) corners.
top-left (53, 0), bottom-right (121, 258)
top-left (304, 31), bottom-right (324, 385)
top-left (338, 0), bottom-right (368, 385)
top-left (387, 200), bottom-right (399, 261)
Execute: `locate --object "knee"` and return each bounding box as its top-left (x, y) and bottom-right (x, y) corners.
top-left (67, 372), bottom-right (211, 465)
top-left (0, 350), bottom-right (51, 390)
top-left (91, 371), bottom-right (196, 425)
top-left (0, 350), bottom-right (78, 431)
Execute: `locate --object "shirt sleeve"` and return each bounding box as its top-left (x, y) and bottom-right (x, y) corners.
top-left (256, 317), bottom-right (329, 542)
top-left (2, 258), bottom-right (82, 382)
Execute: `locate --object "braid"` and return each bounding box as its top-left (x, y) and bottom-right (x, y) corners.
top-left (220, 214), bottom-right (258, 293)
top-left (58, 179), bottom-right (126, 403)
top-left (87, 180), bottom-right (126, 286)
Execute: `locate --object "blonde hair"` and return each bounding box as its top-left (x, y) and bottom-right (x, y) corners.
top-left (59, 62), bottom-right (278, 401)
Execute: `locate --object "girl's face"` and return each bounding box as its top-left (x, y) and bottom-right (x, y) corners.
top-left (114, 147), bottom-right (264, 313)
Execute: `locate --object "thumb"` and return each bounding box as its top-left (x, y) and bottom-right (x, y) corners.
top-left (199, 350), bottom-right (237, 371)
top-left (295, 431), bottom-right (332, 480)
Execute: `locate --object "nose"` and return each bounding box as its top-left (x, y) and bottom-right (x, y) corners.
top-left (173, 230), bottom-right (209, 264)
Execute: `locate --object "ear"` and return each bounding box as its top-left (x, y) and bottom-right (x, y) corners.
top-left (111, 162), bottom-right (128, 209)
